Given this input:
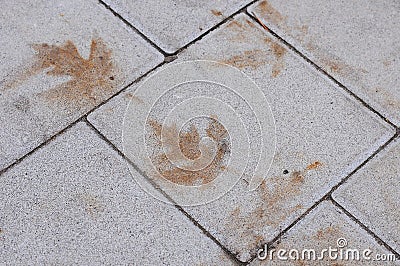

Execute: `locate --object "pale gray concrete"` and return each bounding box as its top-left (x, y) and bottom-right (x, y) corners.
top-left (250, 201), bottom-right (399, 265)
top-left (0, 122), bottom-right (234, 265)
top-left (0, 0), bottom-right (163, 170)
top-left (333, 136), bottom-right (400, 254)
top-left (1, 0), bottom-right (399, 265)
top-left (249, 0), bottom-right (400, 125)
top-left (102, 0), bottom-right (253, 53)
top-left (88, 14), bottom-right (394, 261)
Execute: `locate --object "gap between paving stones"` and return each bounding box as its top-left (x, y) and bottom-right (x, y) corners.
top-left (1, 1), bottom-right (399, 264)
top-left (84, 119), bottom-right (247, 265)
top-left (246, 11), bottom-right (397, 130)
top-left (247, 133), bottom-right (400, 263)
top-left (331, 198), bottom-right (400, 260)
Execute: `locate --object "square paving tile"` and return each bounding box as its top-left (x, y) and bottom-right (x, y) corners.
top-left (102, 0), bottom-right (253, 53)
top-left (249, 0), bottom-right (400, 125)
top-left (88, 14), bottom-right (394, 261)
top-left (333, 136), bottom-right (400, 254)
top-left (0, 0), bottom-right (163, 170)
top-left (250, 201), bottom-right (399, 265)
top-left (0, 122), bottom-right (234, 265)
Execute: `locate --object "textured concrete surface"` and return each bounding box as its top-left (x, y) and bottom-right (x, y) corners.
top-left (333, 136), bottom-right (400, 254)
top-left (249, 0), bottom-right (400, 125)
top-left (0, 0), bottom-right (163, 170)
top-left (1, 0), bottom-right (399, 265)
top-left (250, 201), bottom-right (399, 265)
top-left (88, 14), bottom-right (394, 261)
top-left (0, 122), bottom-right (234, 265)
top-left (102, 0), bottom-right (253, 53)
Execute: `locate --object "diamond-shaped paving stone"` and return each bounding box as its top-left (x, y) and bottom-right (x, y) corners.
top-left (88, 14), bottom-right (394, 261)
top-left (250, 201), bottom-right (399, 265)
top-left (333, 137), bottom-right (400, 254)
top-left (0, 0), bottom-right (163, 170)
top-left (249, 0), bottom-right (400, 125)
top-left (101, 0), bottom-right (253, 53)
top-left (0, 122), bottom-right (234, 265)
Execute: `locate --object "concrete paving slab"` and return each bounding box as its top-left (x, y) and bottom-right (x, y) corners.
top-left (88, 14), bottom-right (394, 261)
top-left (102, 0), bottom-right (253, 53)
top-left (0, 0), bottom-right (163, 170)
top-left (0, 122), bottom-right (234, 265)
top-left (250, 201), bottom-right (399, 265)
top-left (249, 0), bottom-right (400, 125)
top-left (333, 136), bottom-right (400, 254)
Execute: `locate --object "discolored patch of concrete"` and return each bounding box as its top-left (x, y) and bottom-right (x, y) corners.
top-left (0, 123), bottom-right (235, 265)
top-left (0, 0), bottom-right (163, 170)
top-left (101, 0), bottom-right (253, 53)
top-left (333, 137), bottom-right (400, 254)
top-left (88, 14), bottom-right (393, 261)
top-left (250, 201), bottom-right (399, 265)
top-left (147, 119), bottom-right (229, 186)
top-left (249, 0), bottom-right (400, 125)
top-left (4, 38), bottom-right (117, 108)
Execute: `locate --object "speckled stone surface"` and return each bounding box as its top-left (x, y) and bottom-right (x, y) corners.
top-left (88, 14), bottom-right (394, 261)
top-left (249, 0), bottom-right (400, 125)
top-left (0, 122), bottom-right (234, 265)
top-left (334, 136), bottom-right (400, 254)
top-left (0, 0), bottom-right (163, 170)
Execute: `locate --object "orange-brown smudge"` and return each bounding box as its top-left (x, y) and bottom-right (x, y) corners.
top-left (257, 0), bottom-right (285, 25)
top-left (220, 49), bottom-right (268, 70)
top-left (306, 161), bottom-right (322, 170)
top-left (2, 37), bottom-right (118, 108)
top-left (80, 193), bottom-right (105, 217)
top-left (211, 9), bottom-right (223, 16)
top-left (148, 119), bottom-right (229, 186)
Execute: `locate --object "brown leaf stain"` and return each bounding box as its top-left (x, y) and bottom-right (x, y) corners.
top-left (2, 37), bottom-right (118, 108)
top-left (80, 194), bottom-right (105, 217)
top-left (148, 118), bottom-right (229, 186)
top-left (265, 38), bottom-right (287, 77)
top-left (125, 92), bottom-right (144, 104)
top-left (225, 161), bottom-right (322, 251)
top-left (314, 225), bottom-right (338, 240)
top-left (220, 49), bottom-right (268, 70)
top-left (374, 87), bottom-right (400, 108)
top-left (226, 20), bottom-right (244, 29)
top-left (257, 0), bottom-right (286, 25)
top-left (211, 9), bottom-right (223, 16)
top-left (306, 161), bottom-right (322, 170)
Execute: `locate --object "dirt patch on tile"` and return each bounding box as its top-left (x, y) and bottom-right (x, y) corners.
top-left (225, 161), bottom-right (323, 252)
top-left (2, 37), bottom-right (118, 108)
top-left (211, 9), bottom-right (223, 16)
top-left (257, 0), bottom-right (286, 25)
top-left (306, 161), bottom-right (322, 170)
top-left (220, 49), bottom-right (268, 70)
top-left (80, 193), bottom-right (105, 217)
top-left (148, 118), bottom-right (229, 186)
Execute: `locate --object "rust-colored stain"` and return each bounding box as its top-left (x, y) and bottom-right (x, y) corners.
top-left (2, 37), bottom-right (118, 108)
top-left (264, 38), bottom-right (287, 77)
top-left (211, 9), bottom-right (223, 16)
top-left (225, 161), bottom-right (322, 251)
top-left (306, 161), bottom-right (322, 170)
top-left (374, 87), bottom-right (400, 108)
top-left (314, 225), bottom-right (337, 240)
top-left (125, 92), bottom-right (144, 104)
top-left (80, 194), bottom-right (105, 217)
top-left (220, 49), bottom-right (268, 70)
top-left (245, 19), bottom-right (256, 28)
top-left (257, 0), bottom-right (285, 25)
top-left (148, 118), bottom-right (229, 186)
